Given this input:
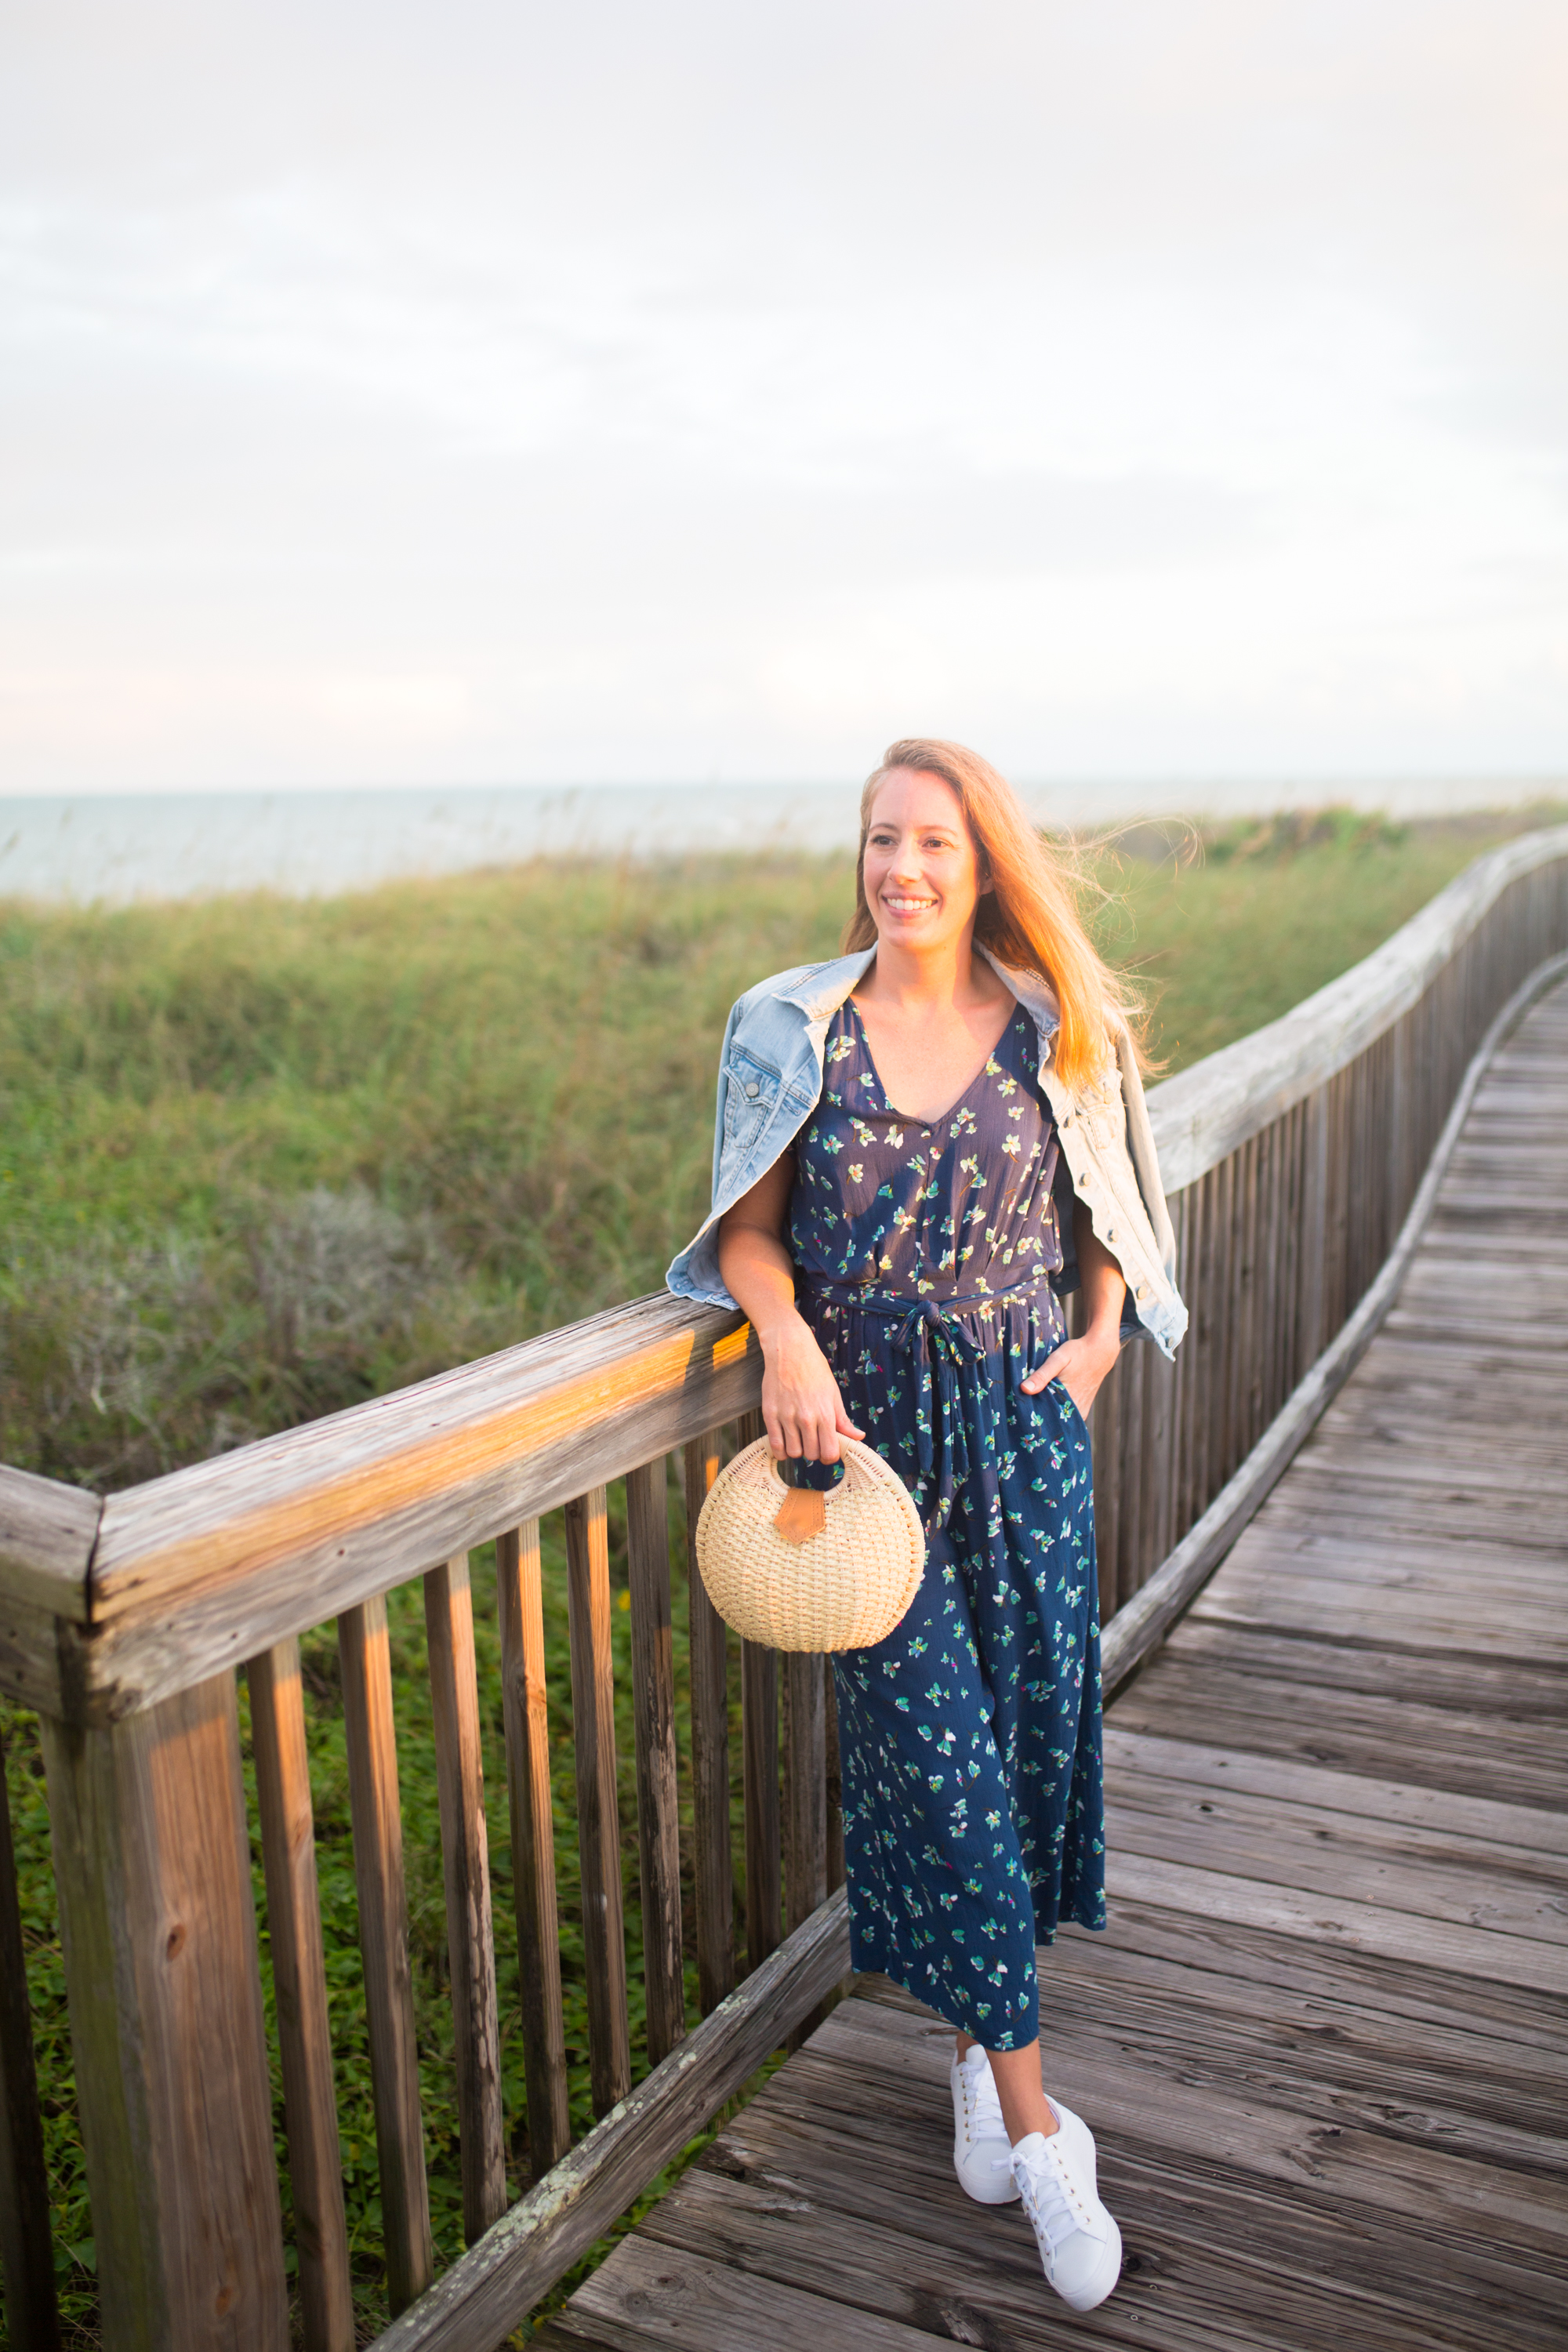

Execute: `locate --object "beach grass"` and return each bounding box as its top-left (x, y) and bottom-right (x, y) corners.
top-left (2, 799), bottom-right (1561, 2343)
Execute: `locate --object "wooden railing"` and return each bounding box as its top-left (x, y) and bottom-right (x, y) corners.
top-left (2, 824), bottom-right (1566, 2352)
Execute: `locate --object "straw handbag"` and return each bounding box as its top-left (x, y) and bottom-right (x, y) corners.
top-left (694, 1436), bottom-right (925, 1652)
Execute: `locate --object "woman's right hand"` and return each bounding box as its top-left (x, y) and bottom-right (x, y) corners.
top-left (760, 1312), bottom-right (864, 1464)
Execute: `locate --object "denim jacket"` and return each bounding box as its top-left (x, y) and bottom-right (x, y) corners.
top-left (666, 946), bottom-right (1188, 1357)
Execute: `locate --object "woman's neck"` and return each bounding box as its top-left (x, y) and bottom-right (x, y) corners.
top-left (856, 929), bottom-right (1003, 1014)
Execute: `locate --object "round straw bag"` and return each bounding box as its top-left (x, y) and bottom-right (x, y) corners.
top-left (694, 1436), bottom-right (925, 1652)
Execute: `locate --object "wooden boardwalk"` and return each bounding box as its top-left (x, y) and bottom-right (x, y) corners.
top-left (543, 978), bottom-right (1568, 2352)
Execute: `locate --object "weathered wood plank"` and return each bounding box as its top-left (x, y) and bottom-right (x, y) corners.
top-left (85, 1300), bottom-right (763, 1719)
top-left (495, 1520), bottom-right (571, 2180)
top-left (0, 1467), bottom-right (97, 1713)
top-left (1109, 1664), bottom-right (1568, 1812)
top-left (823, 1659), bottom-right (844, 1900)
top-left (565, 1490), bottom-right (630, 2118)
top-left (0, 1590), bottom-right (71, 1724)
top-left (782, 1650), bottom-right (827, 2052)
top-left (706, 2068), bottom-right (1567, 2350)
top-left (782, 1652), bottom-right (826, 1941)
top-left (367, 1888), bottom-right (851, 2352)
top-left (339, 1596), bottom-right (433, 2313)
top-left (655, 2140), bottom-right (1560, 2352)
top-left (557, 2237), bottom-right (957, 2352)
top-left (768, 2024), bottom-right (1568, 2263)
top-left (40, 1676), bottom-right (289, 2352)
top-left (742, 1640), bottom-right (780, 1975)
top-left (424, 1556), bottom-right (507, 2244)
top-left (0, 1464), bottom-right (98, 1621)
top-left (625, 1460), bottom-right (685, 2067)
top-left (1102, 1850), bottom-right (1566, 1993)
top-left (1102, 1722), bottom-right (1568, 1854)
top-left (1156, 1622), bottom-right (1568, 1727)
top-left (1023, 1942), bottom-right (1568, 2134)
top-left (246, 1641), bottom-right (354, 2352)
top-left (790, 1994), bottom-right (1568, 2193)
top-left (681, 1434), bottom-right (734, 2018)
top-left (657, 2089), bottom-right (1568, 2351)
top-left (1105, 1784), bottom-right (1568, 1945)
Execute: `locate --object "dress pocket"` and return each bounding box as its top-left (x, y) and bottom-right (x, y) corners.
top-left (1047, 1374), bottom-right (1088, 1437)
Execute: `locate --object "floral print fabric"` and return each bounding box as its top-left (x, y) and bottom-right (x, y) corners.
top-left (788, 996), bottom-right (1107, 2049)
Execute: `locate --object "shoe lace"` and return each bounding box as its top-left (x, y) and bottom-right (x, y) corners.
top-left (1017, 2139), bottom-right (1098, 2260)
top-left (958, 2060), bottom-right (1005, 2147)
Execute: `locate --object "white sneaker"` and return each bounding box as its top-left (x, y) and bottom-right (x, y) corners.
top-left (949, 2045), bottom-right (1021, 2204)
top-left (1012, 2102), bottom-right (1123, 2313)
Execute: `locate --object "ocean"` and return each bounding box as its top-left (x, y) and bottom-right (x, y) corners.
top-left (0, 775), bottom-right (1557, 906)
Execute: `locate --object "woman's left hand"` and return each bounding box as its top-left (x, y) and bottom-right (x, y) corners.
top-left (1019, 1330), bottom-right (1120, 1421)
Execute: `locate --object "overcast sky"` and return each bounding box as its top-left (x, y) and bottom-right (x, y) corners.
top-left (3, 1), bottom-right (1566, 794)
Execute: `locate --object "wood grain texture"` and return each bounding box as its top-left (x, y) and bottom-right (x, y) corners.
top-left (682, 1434), bottom-right (734, 2018)
top-left (424, 1558), bottom-right (506, 2244)
top-left (741, 1641), bottom-right (780, 1976)
top-left (496, 1521), bottom-right (571, 2180)
top-left (85, 1300), bottom-right (763, 1719)
top-left (365, 1887), bottom-right (851, 2352)
top-left (338, 1598), bottom-right (432, 2314)
top-left (0, 1591), bottom-right (70, 1728)
top-left (565, 1490), bottom-right (631, 2119)
top-left (1100, 948), bottom-right (1568, 1696)
top-left (0, 1465), bottom-right (98, 1620)
top-left (782, 1652), bottom-right (827, 2053)
top-left (245, 1642), bottom-right (354, 2352)
top-left (823, 1659), bottom-right (844, 1901)
top-left (0, 1466), bottom-right (98, 1713)
top-left (0, 1720), bottom-right (60, 2351)
top-left (40, 1676), bottom-right (287, 2352)
top-left (625, 1461), bottom-right (686, 2067)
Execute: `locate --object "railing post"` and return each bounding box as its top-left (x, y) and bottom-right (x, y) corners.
top-left (40, 1674), bottom-right (288, 2352)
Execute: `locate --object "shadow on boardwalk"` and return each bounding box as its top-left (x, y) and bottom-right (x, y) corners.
top-left (539, 978), bottom-right (1568, 2351)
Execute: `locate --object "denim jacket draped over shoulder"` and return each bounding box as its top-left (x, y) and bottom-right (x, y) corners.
top-left (665, 945), bottom-right (1188, 1358)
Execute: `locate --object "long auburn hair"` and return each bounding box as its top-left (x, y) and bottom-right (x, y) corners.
top-left (840, 737), bottom-right (1141, 1091)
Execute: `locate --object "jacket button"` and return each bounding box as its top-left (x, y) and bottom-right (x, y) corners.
top-left (745, 1081), bottom-right (760, 1098)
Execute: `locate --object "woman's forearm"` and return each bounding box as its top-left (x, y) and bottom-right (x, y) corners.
top-left (716, 1159), bottom-right (862, 1460)
top-left (1073, 1200), bottom-right (1127, 1355)
top-left (717, 1219), bottom-right (804, 1349)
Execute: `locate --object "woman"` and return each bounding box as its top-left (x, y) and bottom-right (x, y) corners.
top-left (666, 739), bottom-right (1186, 2313)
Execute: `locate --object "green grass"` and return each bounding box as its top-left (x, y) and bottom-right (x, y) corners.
top-left (1, 798), bottom-right (1561, 2343)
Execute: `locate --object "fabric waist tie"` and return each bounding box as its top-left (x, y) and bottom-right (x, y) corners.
top-left (799, 1274), bottom-right (1062, 1512)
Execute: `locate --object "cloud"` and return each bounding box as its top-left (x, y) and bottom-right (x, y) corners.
top-left (1, 0), bottom-right (1565, 789)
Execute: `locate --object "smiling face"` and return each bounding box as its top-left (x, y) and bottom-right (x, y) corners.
top-left (862, 767), bottom-right (988, 955)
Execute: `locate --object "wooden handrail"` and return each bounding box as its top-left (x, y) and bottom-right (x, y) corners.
top-left (1147, 821), bottom-right (1568, 1186)
top-left (68, 1298), bottom-right (758, 1722)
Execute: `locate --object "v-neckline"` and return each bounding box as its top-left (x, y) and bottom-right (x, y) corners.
top-left (844, 994), bottom-right (1018, 1132)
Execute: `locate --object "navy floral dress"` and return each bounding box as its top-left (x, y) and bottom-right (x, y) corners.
top-left (789, 995), bottom-right (1106, 2049)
